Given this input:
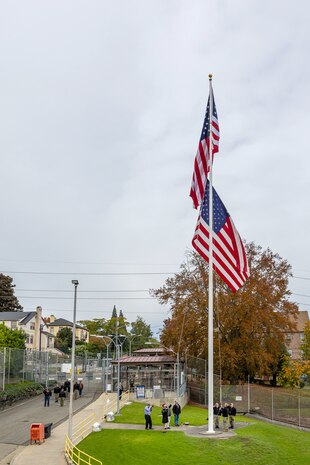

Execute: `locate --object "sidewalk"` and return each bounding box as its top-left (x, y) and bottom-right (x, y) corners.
top-left (11, 393), bottom-right (116, 465)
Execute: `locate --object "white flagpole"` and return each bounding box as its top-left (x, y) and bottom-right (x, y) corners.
top-left (207, 73), bottom-right (214, 433)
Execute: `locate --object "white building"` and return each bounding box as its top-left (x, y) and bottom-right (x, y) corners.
top-left (0, 306), bottom-right (57, 352)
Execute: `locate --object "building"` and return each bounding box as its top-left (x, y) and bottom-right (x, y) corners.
top-left (111, 347), bottom-right (182, 392)
top-left (45, 315), bottom-right (90, 343)
top-left (0, 306), bottom-right (56, 352)
top-left (286, 310), bottom-right (309, 360)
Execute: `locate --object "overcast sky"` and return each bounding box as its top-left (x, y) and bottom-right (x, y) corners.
top-left (1, 1), bottom-right (310, 336)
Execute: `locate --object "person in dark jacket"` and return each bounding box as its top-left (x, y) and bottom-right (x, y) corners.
top-left (229, 403), bottom-right (237, 429)
top-left (43, 387), bottom-right (52, 407)
top-left (221, 403), bottom-right (229, 432)
top-left (59, 388), bottom-right (66, 407)
top-left (54, 385), bottom-right (61, 403)
top-left (213, 402), bottom-right (222, 429)
top-left (161, 403), bottom-right (169, 432)
top-left (172, 401), bottom-right (182, 426)
top-left (64, 380), bottom-right (70, 392)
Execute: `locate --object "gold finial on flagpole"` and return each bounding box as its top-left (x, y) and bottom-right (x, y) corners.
top-left (209, 74), bottom-right (213, 80)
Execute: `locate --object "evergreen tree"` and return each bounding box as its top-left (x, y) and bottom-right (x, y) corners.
top-left (111, 305), bottom-right (117, 318)
top-left (0, 274), bottom-right (23, 312)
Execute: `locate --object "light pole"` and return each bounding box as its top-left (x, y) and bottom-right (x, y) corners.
top-left (128, 334), bottom-right (141, 356)
top-left (68, 279), bottom-right (79, 441)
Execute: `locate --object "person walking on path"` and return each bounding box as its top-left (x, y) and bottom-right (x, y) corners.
top-left (144, 403), bottom-right (153, 430)
top-left (73, 381), bottom-right (80, 400)
top-left (221, 403), bottom-right (229, 432)
top-left (172, 400), bottom-right (181, 426)
top-left (229, 402), bottom-right (237, 429)
top-left (53, 385), bottom-right (60, 403)
top-left (161, 403), bottom-right (169, 432)
top-left (79, 381), bottom-right (84, 397)
top-left (213, 402), bottom-right (221, 429)
top-left (59, 388), bottom-right (66, 407)
top-left (43, 387), bottom-right (52, 407)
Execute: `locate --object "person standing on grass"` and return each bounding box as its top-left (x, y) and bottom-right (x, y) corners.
top-left (167, 403), bottom-right (172, 429)
top-left (172, 400), bottom-right (181, 426)
top-left (144, 403), bottom-right (153, 430)
top-left (229, 402), bottom-right (237, 429)
top-left (221, 403), bottom-right (229, 432)
top-left (161, 403), bottom-right (169, 432)
top-left (213, 402), bottom-right (221, 429)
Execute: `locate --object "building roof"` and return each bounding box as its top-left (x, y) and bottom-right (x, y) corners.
top-left (0, 311), bottom-right (36, 323)
top-left (112, 355), bottom-right (177, 365)
top-left (134, 347), bottom-right (167, 354)
top-left (47, 318), bottom-right (87, 331)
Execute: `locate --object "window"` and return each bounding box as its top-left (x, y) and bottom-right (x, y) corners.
top-left (30, 322), bottom-right (35, 330)
top-left (11, 321), bottom-right (17, 329)
top-left (27, 335), bottom-right (34, 345)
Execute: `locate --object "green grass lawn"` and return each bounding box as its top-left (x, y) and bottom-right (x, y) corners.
top-left (113, 402), bottom-right (210, 426)
top-left (78, 402), bottom-right (310, 465)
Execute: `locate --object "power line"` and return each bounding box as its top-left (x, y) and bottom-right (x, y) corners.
top-left (14, 288), bottom-right (150, 293)
top-left (15, 296), bottom-right (155, 300)
top-left (1, 270), bottom-right (175, 276)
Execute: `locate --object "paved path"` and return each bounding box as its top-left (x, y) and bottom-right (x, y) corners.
top-left (0, 389), bottom-right (99, 465)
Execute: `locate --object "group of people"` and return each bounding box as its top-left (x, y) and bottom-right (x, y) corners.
top-left (43, 380), bottom-right (84, 407)
top-left (144, 400), bottom-right (182, 431)
top-left (213, 402), bottom-right (236, 431)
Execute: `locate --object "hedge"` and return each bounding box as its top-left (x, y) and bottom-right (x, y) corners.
top-left (0, 381), bottom-right (43, 407)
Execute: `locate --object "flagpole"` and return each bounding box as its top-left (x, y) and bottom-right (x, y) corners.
top-left (207, 73), bottom-right (214, 433)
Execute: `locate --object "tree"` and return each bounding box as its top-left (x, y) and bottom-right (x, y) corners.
top-left (152, 243), bottom-right (298, 383)
top-left (278, 355), bottom-right (310, 388)
top-left (78, 318), bottom-right (107, 335)
top-left (0, 274), bottom-right (23, 312)
top-left (301, 322), bottom-right (310, 360)
top-left (129, 316), bottom-right (153, 353)
top-left (0, 322), bottom-right (26, 348)
top-left (55, 327), bottom-right (73, 353)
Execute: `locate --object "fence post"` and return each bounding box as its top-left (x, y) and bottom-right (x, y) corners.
top-left (298, 387), bottom-right (301, 428)
top-left (2, 347), bottom-right (6, 390)
top-left (271, 387), bottom-right (274, 421)
top-left (204, 359), bottom-right (207, 406)
top-left (8, 348), bottom-right (11, 384)
top-left (247, 375), bottom-right (250, 413)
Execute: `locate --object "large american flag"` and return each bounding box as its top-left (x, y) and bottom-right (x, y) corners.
top-left (190, 89), bottom-right (220, 209)
top-left (192, 180), bottom-right (250, 292)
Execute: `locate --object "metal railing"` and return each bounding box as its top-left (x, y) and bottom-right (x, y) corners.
top-left (65, 435), bottom-right (102, 465)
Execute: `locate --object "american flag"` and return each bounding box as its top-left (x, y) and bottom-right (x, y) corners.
top-left (192, 180), bottom-right (250, 292)
top-left (190, 89), bottom-right (220, 209)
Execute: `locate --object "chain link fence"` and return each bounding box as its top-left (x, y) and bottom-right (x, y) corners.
top-left (0, 347), bottom-right (86, 388)
top-left (186, 354), bottom-right (310, 429)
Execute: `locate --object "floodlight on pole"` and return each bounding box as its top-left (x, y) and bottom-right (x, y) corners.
top-left (68, 279), bottom-right (79, 441)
